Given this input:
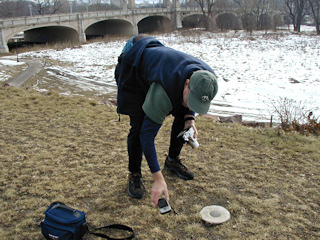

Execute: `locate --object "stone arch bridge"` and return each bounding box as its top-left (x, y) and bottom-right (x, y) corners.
top-left (0, 2), bottom-right (204, 53)
top-left (0, 2), bottom-right (282, 53)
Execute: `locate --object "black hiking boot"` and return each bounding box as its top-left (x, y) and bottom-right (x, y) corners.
top-left (128, 172), bottom-right (145, 199)
top-left (164, 156), bottom-right (194, 180)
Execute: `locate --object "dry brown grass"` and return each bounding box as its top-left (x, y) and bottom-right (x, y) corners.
top-left (1, 86), bottom-right (320, 240)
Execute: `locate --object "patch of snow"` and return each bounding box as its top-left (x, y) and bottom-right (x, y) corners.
top-left (16, 26), bottom-right (320, 122)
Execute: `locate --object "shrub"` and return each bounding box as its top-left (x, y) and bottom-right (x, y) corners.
top-left (270, 97), bottom-right (320, 135)
top-left (291, 112), bottom-right (320, 135)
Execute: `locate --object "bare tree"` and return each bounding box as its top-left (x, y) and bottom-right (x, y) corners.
top-left (34, 0), bottom-right (50, 15)
top-left (284, 0), bottom-right (308, 32)
top-left (51, 0), bottom-right (68, 14)
top-left (88, 0), bottom-right (105, 11)
top-left (193, 0), bottom-right (218, 30)
top-left (0, 0), bottom-right (28, 18)
top-left (233, 0), bottom-right (255, 14)
top-left (34, 0), bottom-right (67, 15)
top-left (309, 0), bottom-right (320, 34)
top-left (215, 0), bottom-right (235, 12)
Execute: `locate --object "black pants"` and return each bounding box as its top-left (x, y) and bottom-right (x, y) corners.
top-left (127, 114), bottom-right (186, 173)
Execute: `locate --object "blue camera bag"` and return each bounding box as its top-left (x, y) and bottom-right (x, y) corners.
top-left (41, 201), bottom-right (135, 240)
top-left (41, 202), bottom-right (87, 240)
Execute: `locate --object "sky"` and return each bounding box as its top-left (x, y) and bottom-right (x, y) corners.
top-left (1, 26), bottom-right (319, 123)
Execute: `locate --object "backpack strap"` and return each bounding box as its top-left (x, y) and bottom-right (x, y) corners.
top-left (85, 223), bottom-right (135, 240)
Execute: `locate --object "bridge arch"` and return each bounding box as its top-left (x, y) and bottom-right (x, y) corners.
top-left (216, 13), bottom-right (241, 30)
top-left (182, 14), bottom-right (206, 28)
top-left (23, 26), bottom-right (79, 44)
top-left (273, 14), bottom-right (285, 29)
top-left (4, 23), bottom-right (79, 43)
top-left (85, 19), bottom-right (133, 39)
top-left (259, 13), bottom-right (272, 30)
top-left (137, 15), bottom-right (172, 33)
top-left (3, 24), bottom-right (79, 51)
top-left (241, 13), bottom-right (257, 31)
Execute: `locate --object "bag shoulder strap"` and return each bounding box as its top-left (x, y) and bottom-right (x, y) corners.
top-left (85, 223), bottom-right (135, 240)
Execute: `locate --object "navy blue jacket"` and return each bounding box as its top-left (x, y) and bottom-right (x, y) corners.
top-left (117, 36), bottom-right (215, 116)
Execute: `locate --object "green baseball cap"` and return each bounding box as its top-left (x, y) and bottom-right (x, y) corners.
top-left (187, 70), bottom-right (218, 115)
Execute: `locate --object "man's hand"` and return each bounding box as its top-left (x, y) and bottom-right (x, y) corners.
top-left (184, 116), bottom-right (198, 139)
top-left (151, 171), bottom-right (169, 207)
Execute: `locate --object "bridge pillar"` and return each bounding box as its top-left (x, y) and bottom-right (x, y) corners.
top-left (0, 27), bottom-right (9, 53)
top-left (172, 0), bottom-right (182, 29)
top-left (77, 14), bottom-right (86, 43)
top-left (132, 14), bottom-right (139, 35)
top-left (79, 33), bottom-right (86, 43)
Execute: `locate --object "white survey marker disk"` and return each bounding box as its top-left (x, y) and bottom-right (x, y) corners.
top-left (200, 205), bottom-right (231, 224)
